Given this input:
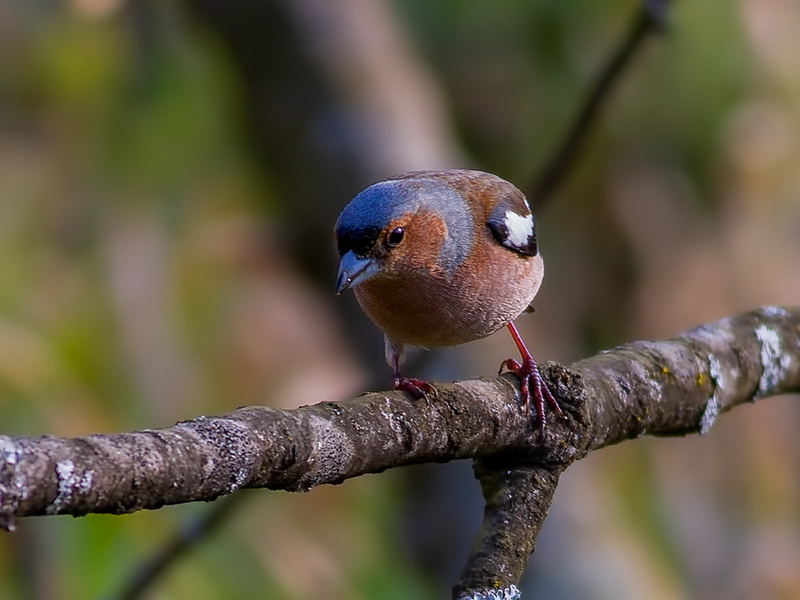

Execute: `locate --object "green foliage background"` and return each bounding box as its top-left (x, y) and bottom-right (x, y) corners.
top-left (1, 1), bottom-right (799, 598)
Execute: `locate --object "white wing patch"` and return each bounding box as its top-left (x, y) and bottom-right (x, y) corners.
top-left (503, 210), bottom-right (533, 247)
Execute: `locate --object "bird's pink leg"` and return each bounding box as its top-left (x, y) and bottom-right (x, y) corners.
top-left (499, 321), bottom-right (562, 432)
top-left (392, 354), bottom-right (436, 401)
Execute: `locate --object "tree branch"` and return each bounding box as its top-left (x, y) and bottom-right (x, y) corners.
top-left (2, 307), bottom-right (799, 597)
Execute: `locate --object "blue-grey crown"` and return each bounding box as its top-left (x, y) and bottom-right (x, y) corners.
top-left (336, 176), bottom-right (474, 271)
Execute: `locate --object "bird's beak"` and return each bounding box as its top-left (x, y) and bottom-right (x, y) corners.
top-left (336, 250), bottom-right (380, 294)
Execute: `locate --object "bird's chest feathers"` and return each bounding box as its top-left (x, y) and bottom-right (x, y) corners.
top-left (354, 228), bottom-right (542, 347)
top-left (354, 271), bottom-right (464, 346)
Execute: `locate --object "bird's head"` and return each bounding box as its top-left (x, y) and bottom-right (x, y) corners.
top-left (334, 171), bottom-right (474, 294)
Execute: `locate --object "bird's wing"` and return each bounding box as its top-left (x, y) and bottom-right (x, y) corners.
top-left (486, 197), bottom-right (538, 257)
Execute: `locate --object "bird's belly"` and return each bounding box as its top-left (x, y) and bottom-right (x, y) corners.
top-left (354, 254), bottom-right (543, 347)
top-left (356, 286), bottom-right (504, 346)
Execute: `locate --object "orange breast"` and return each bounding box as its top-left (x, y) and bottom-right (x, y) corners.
top-left (354, 232), bottom-right (543, 347)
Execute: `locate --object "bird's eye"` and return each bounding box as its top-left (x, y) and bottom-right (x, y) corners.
top-left (386, 227), bottom-right (405, 247)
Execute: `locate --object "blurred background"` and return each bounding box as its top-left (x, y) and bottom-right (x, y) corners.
top-left (1, 0), bottom-right (799, 598)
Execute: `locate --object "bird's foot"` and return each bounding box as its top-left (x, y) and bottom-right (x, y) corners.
top-left (499, 356), bottom-right (562, 433)
top-left (394, 377), bottom-right (437, 402)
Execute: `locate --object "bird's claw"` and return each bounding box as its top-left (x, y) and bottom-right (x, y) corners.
top-left (499, 357), bottom-right (562, 433)
top-left (394, 377), bottom-right (438, 402)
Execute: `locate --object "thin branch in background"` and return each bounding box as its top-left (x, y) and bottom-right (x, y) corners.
top-left (530, 0), bottom-right (670, 207)
top-left (112, 493), bottom-right (246, 600)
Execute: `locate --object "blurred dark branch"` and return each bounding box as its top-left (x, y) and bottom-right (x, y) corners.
top-left (2, 306), bottom-right (799, 599)
top-left (113, 494), bottom-right (245, 600)
top-left (530, 0), bottom-right (670, 207)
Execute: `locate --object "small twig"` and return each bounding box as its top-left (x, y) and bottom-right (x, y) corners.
top-left (530, 0), bottom-right (670, 207)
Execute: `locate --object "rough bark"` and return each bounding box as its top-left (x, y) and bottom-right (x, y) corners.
top-left (2, 306), bottom-right (799, 597)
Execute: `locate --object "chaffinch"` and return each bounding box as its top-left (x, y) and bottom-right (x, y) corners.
top-left (335, 169), bottom-right (561, 429)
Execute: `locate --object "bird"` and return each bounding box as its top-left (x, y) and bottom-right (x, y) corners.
top-left (334, 169), bottom-right (561, 430)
